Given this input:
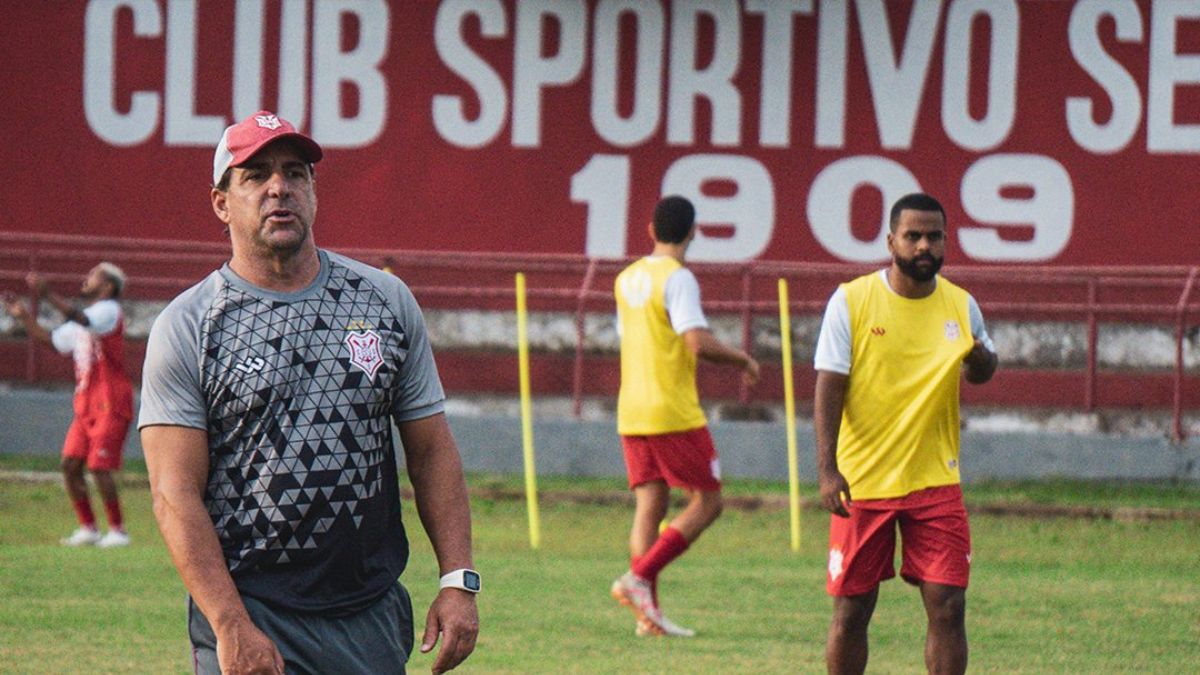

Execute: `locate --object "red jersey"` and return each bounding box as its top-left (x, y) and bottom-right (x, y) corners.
top-left (51, 299), bottom-right (133, 420)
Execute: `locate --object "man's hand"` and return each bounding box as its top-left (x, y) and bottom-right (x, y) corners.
top-left (214, 616), bottom-right (286, 675)
top-left (420, 589), bottom-right (479, 674)
top-left (742, 357), bottom-right (761, 386)
top-left (962, 338), bottom-right (998, 384)
top-left (819, 470), bottom-right (853, 518)
top-left (24, 273), bottom-right (47, 297)
top-left (1, 292), bottom-right (27, 318)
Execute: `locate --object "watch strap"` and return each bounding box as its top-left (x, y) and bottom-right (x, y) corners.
top-left (439, 568), bottom-right (481, 593)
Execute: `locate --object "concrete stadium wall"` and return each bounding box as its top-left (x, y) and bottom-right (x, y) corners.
top-left (5, 304), bottom-right (1200, 371)
top-left (3, 386), bottom-right (1196, 483)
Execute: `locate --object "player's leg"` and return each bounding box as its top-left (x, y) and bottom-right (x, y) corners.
top-left (826, 505), bottom-right (898, 674)
top-left (897, 486), bottom-right (971, 675)
top-left (633, 427), bottom-right (721, 580)
top-left (667, 487), bottom-right (722, 542)
top-left (61, 419), bottom-right (91, 503)
top-left (62, 455), bottom-right (90, 503)
top-left (87, 414), bottom-right (130, 546)
top-left (629, 487), bottom-right (705, 591)
top-left (613, 436), bottom-right (670, 628)
top-left (92, 470), bottom-right (119, 510)
top-left (621, 434), bottom-right (668, 561)
top-left (60, 418), bottom-right (101, 545)
top-left (92, 470), bottom-right (130, 546)
top-left (623, 428), bottom-right (721, 636)
top-left (827, 589), bottom-right (878, 675)
top-left (918, 582), bottom-right (967, 675)
top-left (624, 485), bottom-right (704, 637)
top-left (629, 480), bottom-right (669, 559)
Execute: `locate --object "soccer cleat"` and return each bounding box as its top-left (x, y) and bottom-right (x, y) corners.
top-left (649, 613), bottom-right (696, 638)
top-left (635, 619), bottom-right (663, 636)
top-left (635, 612), bottom-right (696, 638)
top-left (96, 530), bottom-right (131, 548)
top-left (61, 527), bottom-right (102, 547)
top-left (611, 573), bottom-right (666, 633)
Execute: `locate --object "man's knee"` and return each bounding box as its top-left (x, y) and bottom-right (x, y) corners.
top-left (61, 457), bottom-right (85, 475)
top-left (924, 587), bottom-right (966, 628)
top-left (831, 593), bottom-right (877, 635)
top-left (691, 490), bottom-right (722, 523)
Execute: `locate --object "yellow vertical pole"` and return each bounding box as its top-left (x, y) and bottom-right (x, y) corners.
top-left (778, 279), bottom-right (802, 552)
top-left (516, 273), bottom-right (541, 549)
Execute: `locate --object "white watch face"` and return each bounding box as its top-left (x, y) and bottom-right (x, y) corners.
top-left (463, 570), bottom-right (481, 592)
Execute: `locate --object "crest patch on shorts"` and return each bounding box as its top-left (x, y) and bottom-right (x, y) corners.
top-left (828, 548), bottom-right (844, 580)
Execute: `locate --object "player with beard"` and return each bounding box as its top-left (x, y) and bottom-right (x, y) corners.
top-left (3, 264), bottom-right (134, 547)
top-left (812, 193), bottom-right (997, 675)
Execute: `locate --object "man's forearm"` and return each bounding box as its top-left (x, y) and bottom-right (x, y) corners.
top-left (688, 330), bottom-right (752, 369)
top-left (46, 293), bottom-right (89, 326)
top-left (813, 371), bottom-right (848, 475)
top-left (151, 487), bottom-right (252, 630)
top-left (16, 311), bottom-right (52, 344)
top-left (402, 415), bottom-right (474, 571)
top-left (410, 448), bottom-right (474, 572)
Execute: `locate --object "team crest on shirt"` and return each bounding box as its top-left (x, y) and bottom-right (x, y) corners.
top-left (345, 330), bottom-right (383, 381)
top-left (944, 320), bottom-right (961, 341)
top-left (620, 269), bottom-right (653, 308)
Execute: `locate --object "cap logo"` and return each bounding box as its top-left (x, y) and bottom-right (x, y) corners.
top-left (255, 114), bottom-right (282, 130)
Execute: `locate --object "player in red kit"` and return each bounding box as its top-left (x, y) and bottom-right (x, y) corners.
top-left (3, 264), bottom-right (134, 547)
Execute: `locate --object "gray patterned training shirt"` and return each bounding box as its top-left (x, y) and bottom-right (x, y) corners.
top-left (138, 249), bottom-right (445, 614)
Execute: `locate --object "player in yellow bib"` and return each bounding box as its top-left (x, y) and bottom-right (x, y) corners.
top-left (609, 196), bottom-right (760, 637)
top-left (814, 193), bottom-right (997, 674)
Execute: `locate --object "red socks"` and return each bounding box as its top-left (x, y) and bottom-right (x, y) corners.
top-left (71, 497), bottom-right (123, 532)
top-left (104, 499), bottom-right (124, 532)
top-left (72, 498), bottom-right (97, 529)
top-left (632, 526), bottom-right (690, 583)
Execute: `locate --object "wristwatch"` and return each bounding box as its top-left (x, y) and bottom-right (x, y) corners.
top-left (439, 569), bottom-right (482, 593)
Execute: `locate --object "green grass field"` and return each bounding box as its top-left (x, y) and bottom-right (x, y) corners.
top-left (1, 464), bottom-right (1198, 673)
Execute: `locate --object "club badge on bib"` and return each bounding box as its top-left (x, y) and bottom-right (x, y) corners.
top-left (345, 330), bottom-right (383, 381)
top-left (944, 320), bottom-right (961, 341)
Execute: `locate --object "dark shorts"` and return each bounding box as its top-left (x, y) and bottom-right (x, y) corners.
top-left (621, 426), bottom-right (721, 492)
top-left (188, 582), bottom-right (414, 675)
top-left (827, 484), bottom-right (972, 596)
top-left (62, 414), bottom-right (130, 471)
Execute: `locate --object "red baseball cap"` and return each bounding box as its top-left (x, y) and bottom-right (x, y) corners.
top-left (212, 111), bottom-right (323, 185)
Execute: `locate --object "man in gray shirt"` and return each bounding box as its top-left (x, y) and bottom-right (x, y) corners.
top-left (139, 111), bottom-right (479, 674)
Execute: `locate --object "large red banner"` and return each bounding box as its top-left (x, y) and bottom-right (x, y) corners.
top-left (1, 0), bottom-right (1198, 265)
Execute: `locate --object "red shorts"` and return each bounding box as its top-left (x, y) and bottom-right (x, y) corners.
top-left (621, 427), bottom-right (721, 492)
top-left (62, 414), bottom-right (130, 472)
top-left (826, 484), bottom-right (971, 596)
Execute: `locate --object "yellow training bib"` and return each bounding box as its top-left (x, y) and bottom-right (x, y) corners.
top-left (837, 272), bottom-right (974, 499)
top-left (614, 257), bottom-right (706, 435)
